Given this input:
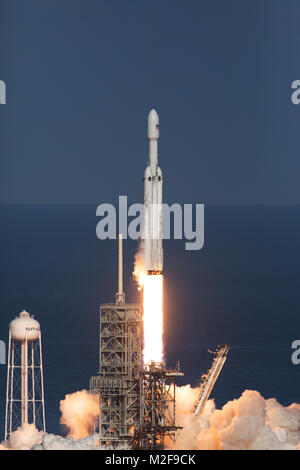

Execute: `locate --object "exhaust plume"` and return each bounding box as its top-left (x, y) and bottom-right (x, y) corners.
top-left (1, 387), bottom-right (300, 450)
top-left (133, 241), bottom-right (147, 289)
top-left (133, 241), bottom-right (164, 364)
top-left (0, 423), bottom-right (43, 450)
top-left (60, 390), bottom-right (99, 441)
top-left (172, 386), bottom-right (300, 450)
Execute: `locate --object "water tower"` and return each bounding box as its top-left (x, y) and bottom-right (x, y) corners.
top-left (5, 310), bottom-right (46, 440)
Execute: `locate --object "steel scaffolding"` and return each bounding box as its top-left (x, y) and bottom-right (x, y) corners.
top-left (90, 235), bottom-right (142, 447)
top-left (134, 362), bottom-right (184, 449)
top-left (90, 302), bottom-right (142, 447)
top-left (193, 345), bottom-right (230, 416)
top-left (90, 236), bottom-right (184, 449)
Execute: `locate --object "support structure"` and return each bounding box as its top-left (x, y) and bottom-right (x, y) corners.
top-left (5, 311), bottom-right (46, 441)
top-left (90, 235), bottom-right (142, 447)
top-left (193, 345), bottom-right (230, 416)
top-left (90, 235), bottom-right (184, 449)
top-left (134, 362), bottom-right (183, 449)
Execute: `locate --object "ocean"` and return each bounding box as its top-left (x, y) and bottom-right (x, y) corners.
top-left (0, 204), bottom-right (299, 437)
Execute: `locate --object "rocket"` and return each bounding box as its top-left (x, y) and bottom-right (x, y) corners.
top-left (143, 109), bottom-right (163, 275)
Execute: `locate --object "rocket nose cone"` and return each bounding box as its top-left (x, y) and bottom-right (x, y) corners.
top-left (148, 109), bottom-right (159, 122)
top-left (147, 109), bottom-right (159, 139)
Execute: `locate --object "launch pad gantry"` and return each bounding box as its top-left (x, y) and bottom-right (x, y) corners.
top-left (90, 235), bottom-right (142, 447)
top-left (90, 236), bottom-right (183, 449)
top-left (134, 361), bottom-right (183, 449)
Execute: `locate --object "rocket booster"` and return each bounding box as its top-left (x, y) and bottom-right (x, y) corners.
top-left (143, 109), bottom-right (163, 275)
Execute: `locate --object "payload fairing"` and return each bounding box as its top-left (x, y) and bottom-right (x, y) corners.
top-left (143, 109), bottom-right (163, 275)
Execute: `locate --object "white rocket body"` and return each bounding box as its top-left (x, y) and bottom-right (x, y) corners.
top-left (143, 109), bottom-right (163, 274)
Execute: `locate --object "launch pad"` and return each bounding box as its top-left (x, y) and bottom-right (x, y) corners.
top-left (89, 110), bottom-right (229, 450)
top-left (90, 236), bottom-right (184, 449)
top-left (90, 311), bottom-right (183, 449)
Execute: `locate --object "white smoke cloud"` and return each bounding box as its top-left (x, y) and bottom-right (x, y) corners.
top-left (0, 390), bottom-right (100, 451)
top-left (33, 434), bottom-right (129, 450)
top-left (0, 423), bottom-right (43, 450)
top-left (0, 428), bottom-right (129, 451)
top-left (133, 241), bottom-right (147, 289)
top-left (33, 433), bottom-right (100, 450)
top-left (59, 389), bottom-right (99, 441)
top-left (2, 387), bottom-right (300, 450)
top-left (173, 387), bottom-right (300, 450)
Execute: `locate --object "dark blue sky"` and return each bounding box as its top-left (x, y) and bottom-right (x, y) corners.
top-left (1, 0), bottom-right (300, 204)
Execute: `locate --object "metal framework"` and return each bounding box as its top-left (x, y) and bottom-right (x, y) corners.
top-left (90, 236), bottom-right (184, 449)
top-left (90, 301), bottom-right (142, 447)
top-left (193, 345), bottom-right (230, 416)
top-left (5, 331), bottom-right (46, 440)
top-left (134, 362), bottom-right (184, 449)
top-left (90, 233), bottom-right (142, 447)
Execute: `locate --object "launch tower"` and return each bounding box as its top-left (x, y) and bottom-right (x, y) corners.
top-left (90, 235), bottom-right (142, 447)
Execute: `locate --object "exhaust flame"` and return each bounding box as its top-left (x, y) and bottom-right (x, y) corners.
top-left (134, 242), bottom-right (163, 364)
top-left (143, 274), bottom-right (163, 364)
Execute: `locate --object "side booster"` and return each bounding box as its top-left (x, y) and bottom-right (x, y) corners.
top-left (143, 109), bottom-right (163, 275)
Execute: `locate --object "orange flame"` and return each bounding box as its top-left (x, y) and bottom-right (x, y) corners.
top-left (134, 244), bottom-right (163, 364)
top-left (143, 274), bottom-right (163, 364)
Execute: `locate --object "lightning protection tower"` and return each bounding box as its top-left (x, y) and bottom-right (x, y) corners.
top-left (5, 310), bottom-right (46, 440)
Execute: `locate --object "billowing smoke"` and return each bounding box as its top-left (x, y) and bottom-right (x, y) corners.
top-left (0, 423), bottom-right (43, 450)
top-left (1, 429), bottom-right (128, 451)
top-left (59, 389), bottom-right (99, 441)
top-left (172, 386), bottom-right (300, 450)
top-left (0, 389), bottom-right (100, 450)
top-left (33, 433), bottom-right (100, 450)
top-left (1, 387), bottom-right (300, 450)
top-left (133, 241), bottom-right (147, 289)
top-left (33, 434), bottom-right (129, 450)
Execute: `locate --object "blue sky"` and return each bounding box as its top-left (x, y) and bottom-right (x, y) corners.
top-left (1, 0), bottom-right (300, 204)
